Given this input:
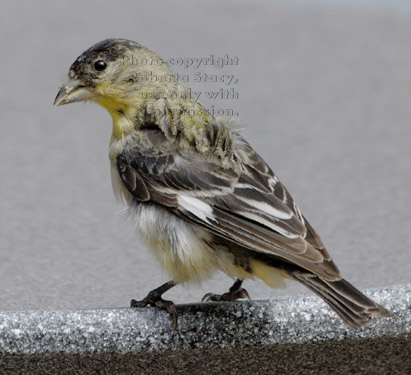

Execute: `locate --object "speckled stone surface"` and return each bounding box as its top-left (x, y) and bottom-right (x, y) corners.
top-left (0, 285), bottom-right (409, 374)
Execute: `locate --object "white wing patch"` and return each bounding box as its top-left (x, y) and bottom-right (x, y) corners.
top-left (238, 212), bottom-right (301, 239)
top-left (177, 195), bottom-right (214, 222)
top-left (243, 199), bottom-right (293, 220)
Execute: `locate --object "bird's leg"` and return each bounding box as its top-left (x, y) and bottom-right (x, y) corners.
top-left (202, 279), bottom-right (250, 302)
top-left (131, 280), bottom-right (178, 329)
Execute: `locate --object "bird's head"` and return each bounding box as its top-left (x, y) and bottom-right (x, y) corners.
top-left (54, 38), bottom-right (178, 116)
top-left (54, 38), bottom-right (215, 143)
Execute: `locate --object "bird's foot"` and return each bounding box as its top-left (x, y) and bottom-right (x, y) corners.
top-left (130, 281), bottom-right (178, 329)
top-left (201, 279), bottom-right (250, 302)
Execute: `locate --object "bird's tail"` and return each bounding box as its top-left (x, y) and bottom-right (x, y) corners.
top-left (292, 272), bottom-right (394, 328)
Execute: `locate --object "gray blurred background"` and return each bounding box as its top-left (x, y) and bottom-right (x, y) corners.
top-left (0, 0), bottom-right (410, 312)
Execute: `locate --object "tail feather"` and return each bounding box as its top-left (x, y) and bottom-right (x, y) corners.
top-left (292, 272), bottom-right (394, 328)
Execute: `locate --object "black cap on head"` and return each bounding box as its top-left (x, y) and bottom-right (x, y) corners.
top-left (69, 38), bottom-right (143, 80)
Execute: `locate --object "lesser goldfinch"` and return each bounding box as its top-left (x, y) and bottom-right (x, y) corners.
top-left (54, 39), bottom-right (393, 329)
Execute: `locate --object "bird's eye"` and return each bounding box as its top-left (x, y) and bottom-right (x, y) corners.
top-left (94, 60), bottom-right (107, 72)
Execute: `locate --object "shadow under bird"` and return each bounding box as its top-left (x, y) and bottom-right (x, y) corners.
top-left (54, 38), bottom-right (393, 329)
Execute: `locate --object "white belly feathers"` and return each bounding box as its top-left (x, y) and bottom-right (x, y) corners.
top-left (128, 202), bottom-right (218, 283)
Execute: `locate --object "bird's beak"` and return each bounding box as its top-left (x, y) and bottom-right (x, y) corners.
top-left (54, 78), bottom-right (95, 106)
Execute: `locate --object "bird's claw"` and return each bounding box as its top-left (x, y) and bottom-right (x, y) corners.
top-left (201, 287), bottom-right (250, 302)
top-left (131, 296), bottom-right (178, 330)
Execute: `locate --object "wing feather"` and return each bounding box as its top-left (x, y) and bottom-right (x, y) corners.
top-left (117, 132), bottom-right (341, 280)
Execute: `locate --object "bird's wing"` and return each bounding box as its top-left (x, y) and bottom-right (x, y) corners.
top-left (117, 134), bottom-right (341, 281)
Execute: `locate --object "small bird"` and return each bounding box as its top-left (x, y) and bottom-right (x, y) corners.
top-left (54, 38), bottom-right (393, 329)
